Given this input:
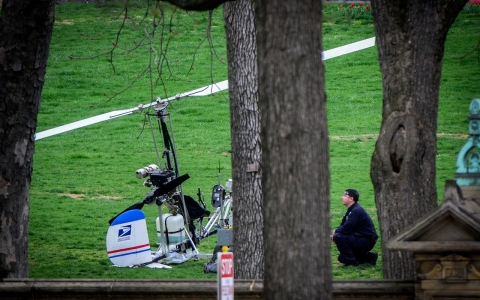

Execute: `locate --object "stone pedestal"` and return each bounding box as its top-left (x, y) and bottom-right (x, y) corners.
top-left (388, 182), bottom-right (480, 299)
top-left (415, 253), bottom-right (480, 299)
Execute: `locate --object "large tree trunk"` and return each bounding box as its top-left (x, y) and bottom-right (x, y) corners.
top-left (0, 0), bottom-right (55, 278)
top-left (255, 1), bottom-right (331, 299)
top-left (370, 0), bottom-right (467, 279)
top-left (224, 0), bottom-right (264, 279)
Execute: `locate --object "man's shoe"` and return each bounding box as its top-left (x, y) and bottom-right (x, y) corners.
top-left (344, 260), bottom-right (359, 267)
top-left (366, 252), bottom-right (378, 265)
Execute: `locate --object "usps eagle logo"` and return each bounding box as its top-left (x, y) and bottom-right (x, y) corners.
top-left (117, 225), bottom-right (132, 242)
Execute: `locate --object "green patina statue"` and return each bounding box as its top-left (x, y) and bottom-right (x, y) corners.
top-left (455, 99), bottom-right (480, 186)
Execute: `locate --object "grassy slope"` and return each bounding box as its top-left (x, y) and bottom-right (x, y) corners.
top-left (29, 2), bottom-right (479, 279)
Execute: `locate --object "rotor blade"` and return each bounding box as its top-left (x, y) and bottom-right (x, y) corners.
top-left (176, 80), bottom-right (228, 97)
top-left (35, 37), bottom-right (374, 141)
top-left (322, 37), bottom-right (375, 61)
top-left (35, 81), bottom-right (229, 141)
top-left (35, 107), bottom-right (139, 140)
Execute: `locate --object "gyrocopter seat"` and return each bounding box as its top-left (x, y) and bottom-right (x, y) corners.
top-left (178, 194), bottom-right (210, 220)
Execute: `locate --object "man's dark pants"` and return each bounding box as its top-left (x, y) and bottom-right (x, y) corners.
top-left (334, 233), bottom-right (376, 265)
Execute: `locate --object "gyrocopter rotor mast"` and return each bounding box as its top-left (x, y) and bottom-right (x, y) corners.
top-left (147, 99), bottom-right (191, 226)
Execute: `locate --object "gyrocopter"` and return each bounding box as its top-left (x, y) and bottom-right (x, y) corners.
top-left (34, 37), bottom-right (376, 269)
top-left (105, 97), bottom-right (223, 267)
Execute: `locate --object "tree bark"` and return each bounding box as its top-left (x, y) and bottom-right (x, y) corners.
top-left (224, 0), bottom-right (264, 279)
top-left (0, 0), bottom-right (56, 278)
top-left (370, 0), bottom-right (467, 279)
top-left (255, 1), bottom-right (331, 299)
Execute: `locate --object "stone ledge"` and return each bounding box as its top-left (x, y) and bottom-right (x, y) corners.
top-left (0, 279), bottom-right (415, 299)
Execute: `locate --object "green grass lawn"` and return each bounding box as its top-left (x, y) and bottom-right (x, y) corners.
top-left (29, 1), bottom-right (480, 279)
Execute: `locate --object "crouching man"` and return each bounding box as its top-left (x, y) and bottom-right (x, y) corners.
top-left (331, 189), bottom-right (378, 266)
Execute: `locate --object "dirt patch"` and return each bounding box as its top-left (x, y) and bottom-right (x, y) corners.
top-left (96, 195), bottom-right (123, 200)
top-left (330, 134), bottom-right (378, 141)
top-left (59, 193), bottom-right (86, 199)
top-left (330, 133), bottom-right (468, 141)
top-left (437, 133), bottom-right (469, 139)
top-left (56, 20), bottom-right (74, 25)
top-left (58, 193), bottom-right (122, 200)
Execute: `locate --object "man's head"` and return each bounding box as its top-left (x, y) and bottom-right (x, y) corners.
top-left (342, 189), bottom-right (359, 207)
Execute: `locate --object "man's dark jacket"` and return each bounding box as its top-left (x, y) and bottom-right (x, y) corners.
top-left (336, 202), bottom-right (377, 239)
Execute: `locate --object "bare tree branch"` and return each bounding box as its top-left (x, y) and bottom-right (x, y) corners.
top-left (452, 38), bottom-right (480, 62)
top-left (67, 1), bottom-right (226, 113)
top-left (161, 0), bottom-right (232, 11)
